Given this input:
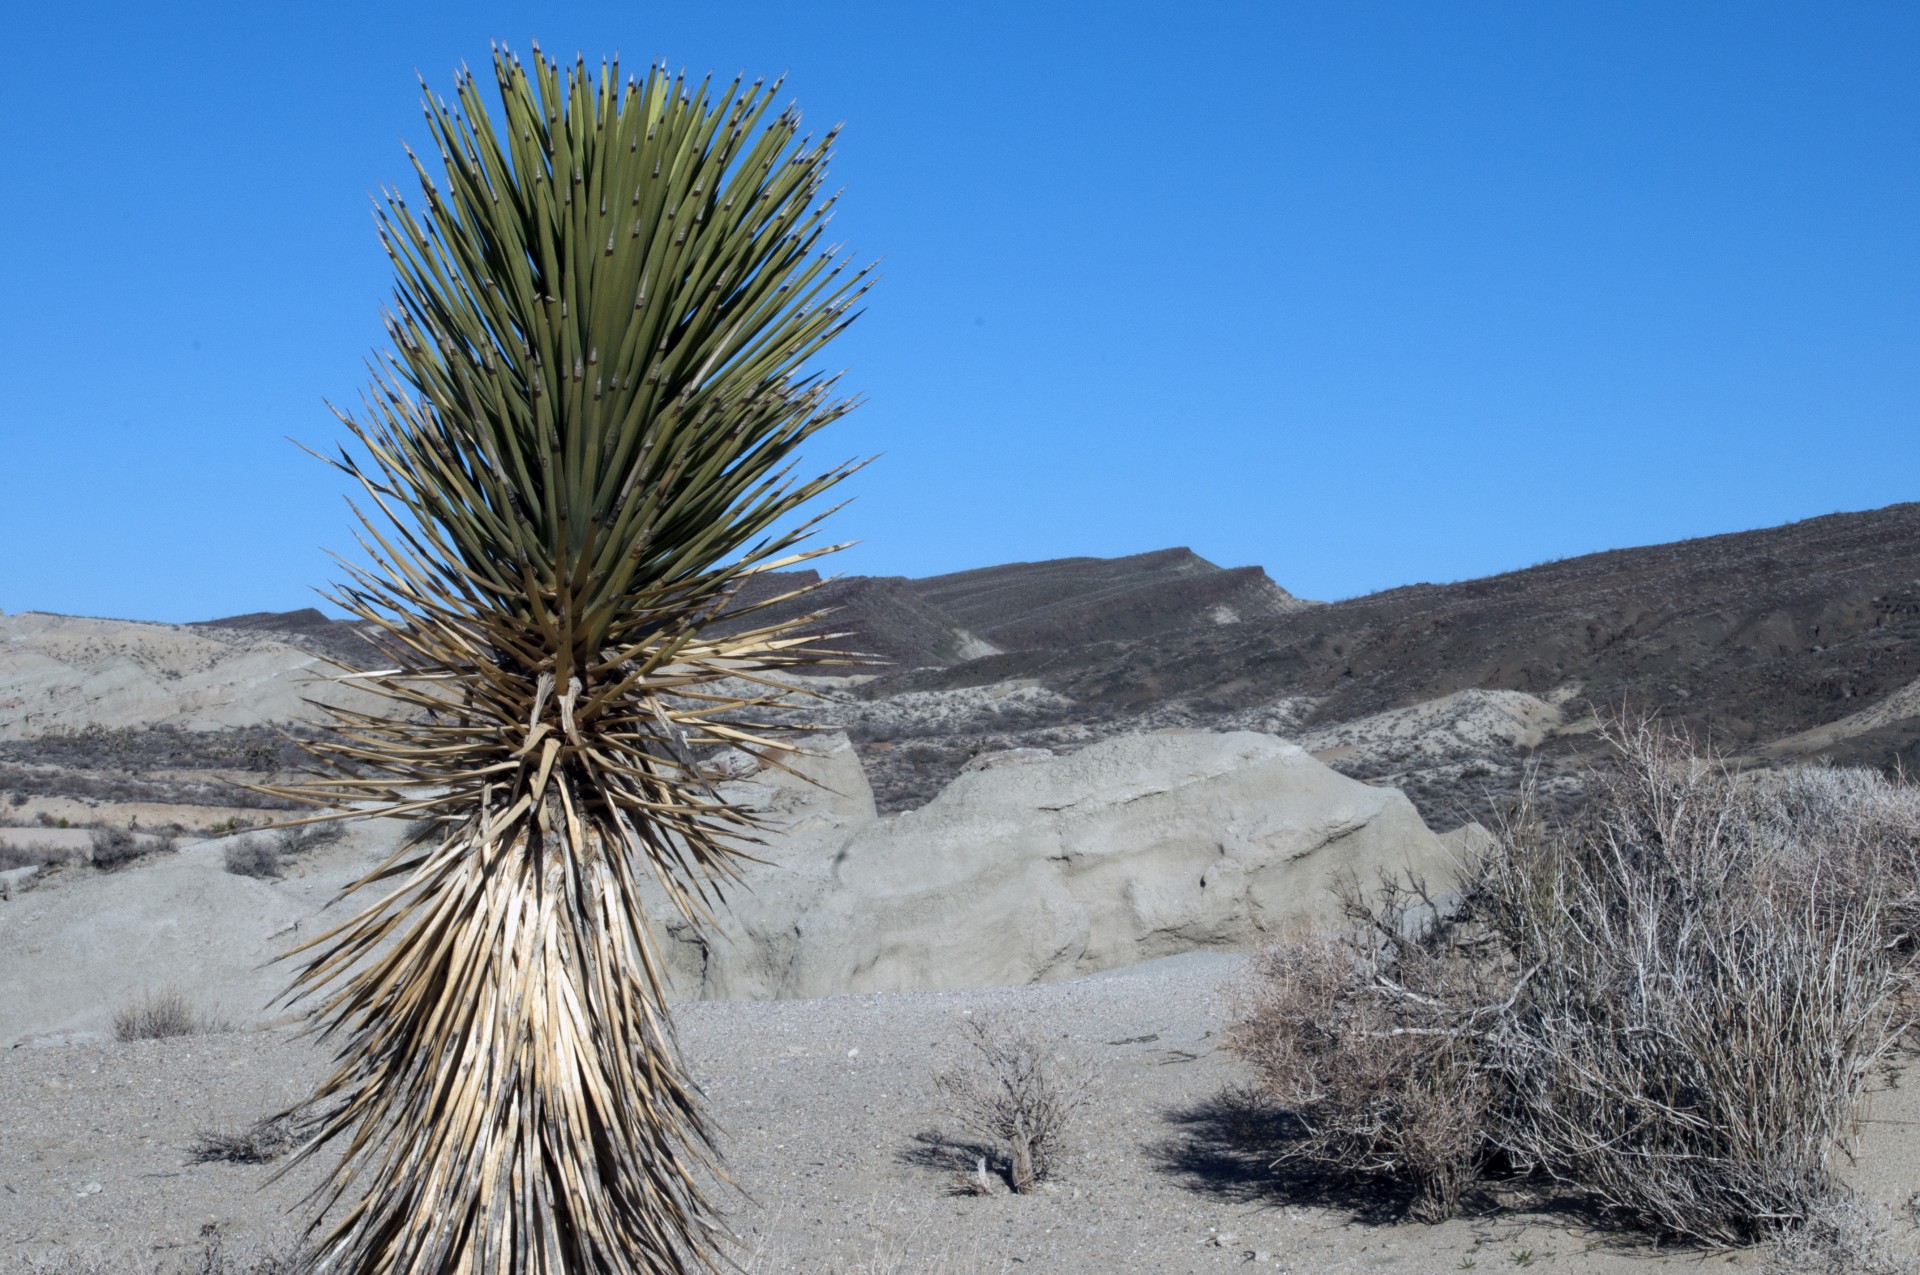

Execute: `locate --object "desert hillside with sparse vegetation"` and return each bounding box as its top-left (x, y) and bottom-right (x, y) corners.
top-left (9, 508), bottom-right (1920, 1271)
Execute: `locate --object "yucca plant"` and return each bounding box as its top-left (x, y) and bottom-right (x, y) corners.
top-left (262, 44), bottom-right (870, 1274)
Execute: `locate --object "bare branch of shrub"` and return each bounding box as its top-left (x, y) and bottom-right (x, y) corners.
top-left (948, 1154), bottom-right (997, 1197)
top-left (930, 1016), bottom-right (1093, 1192)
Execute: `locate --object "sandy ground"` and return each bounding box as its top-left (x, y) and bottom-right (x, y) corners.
top-left (9, 953), bottom-right (1919, 1273)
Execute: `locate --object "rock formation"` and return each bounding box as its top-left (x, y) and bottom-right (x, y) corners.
top-left (656, 730), bottom-right (1456, 999)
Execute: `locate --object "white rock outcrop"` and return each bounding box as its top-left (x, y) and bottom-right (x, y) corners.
top-left (0, 612), bottom-right (386, 739)
top-left (662, 729), bottom-right (1457, 999)
top-left (1, 729), bottom-right (1458, 1041)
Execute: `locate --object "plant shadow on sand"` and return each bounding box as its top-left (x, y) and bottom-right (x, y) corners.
top-left (896, 1128), bottom-right (1009, 1194)
top-left (1147, 1089), bottom-right (1645, 1250)
top-left (1147, 1089), bottom-right (1416, 1223)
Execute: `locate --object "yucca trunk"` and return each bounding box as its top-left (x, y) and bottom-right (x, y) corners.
top-left (263, 44), bottom-right (868, 1274)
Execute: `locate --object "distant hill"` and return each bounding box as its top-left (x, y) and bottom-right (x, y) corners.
top-left (717, 547), bottom-right (1313, 671)
top-left (157, 506), bottom-right (1920, 823)
top-left (904, 547), bottom-right (1316, 650)
top-left (892, 504), bottom-right (1920, 752)
top-left (716, 572), bottom-right (997, 670)
top-left (192, 607), bottom-right (383, 668)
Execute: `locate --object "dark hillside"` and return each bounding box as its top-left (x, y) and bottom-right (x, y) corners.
top-left (884, 504), bottom-right (1920, 757)
top-left (192, 608), bottom-right (383, 668)
top-left (712, 547), bottom-right (1316, 672)
top-left (715, 571), bottom-right (991, 671)
top-left (905, 547), bottom-right (1316, 649)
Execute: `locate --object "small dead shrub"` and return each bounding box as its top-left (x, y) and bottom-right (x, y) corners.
top-left (0, 843), bottom-right (68, 871)
top-left (89, 826), bottom-right (150, 871)
top-left (113, 988), bottom-right (224, 1041)
top-left (225, 822), bottom-right (342, 879)
top-left (931, 1015), bottom-right (1093, 1192)
top-left (273, 821), bottom-right (344, 856)
top-left (189, 1113), bottom-right (303, 1164)
top-left (223, 836), bottom-right (281, 879)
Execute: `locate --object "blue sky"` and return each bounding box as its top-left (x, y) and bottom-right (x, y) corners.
top-left (2, 2), bottom-right (1914, 621)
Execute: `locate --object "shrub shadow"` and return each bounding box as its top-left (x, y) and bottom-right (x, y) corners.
top-left (896, 1127), bottom-right (1014, 1194)
top-left (1145, 1090), bottom-right (1418, 1224)
top-left (1149, 1090), bottom-right (1667, 1252)
top-left (896, 1127), bottom-right (1000, 1176)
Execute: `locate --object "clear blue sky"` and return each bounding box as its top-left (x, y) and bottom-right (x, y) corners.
top-left (2, 2), bottom-right (1915, 622)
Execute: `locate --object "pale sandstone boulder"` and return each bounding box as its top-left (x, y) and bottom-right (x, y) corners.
top-left (653, 733), bottom-right (875, 999)
top-left (672, 729), bottom-right (1458, 999)
top-left (1, 728), bottom-right (1455, 1029)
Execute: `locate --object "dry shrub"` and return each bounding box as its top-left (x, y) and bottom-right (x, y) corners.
top-left (224, 823), bottom-right (342, 879)
top-left (1763, 1194), bottom-right (1917, 1275)
top-left (931, 1015), bottom-right (1093, 1192)
top-left (223, 836), bottom-right (282, 879)
top-left (189, 1113), bottom-right (303, 1164)
top-left (89, 826), bottom-right (151, 871)
top-left (0, 843), bottom-right (71, 871)
top-left (1478, 720), bottom-right (1909, 1243)
top-left (271, 821), bottom-right (343, 856)
top-left (1227, 883), bottom-right (1499, 1222)
top-left (113, 988), bottom-right (225, 1042)
top-left (1227, 715), bottom-right (1915, 1244)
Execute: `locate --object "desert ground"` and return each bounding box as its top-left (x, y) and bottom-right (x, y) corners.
top-left (10, 512), bottom-right (1920, 1273)
top-left (8, 951), bottom-right (1920, 1273)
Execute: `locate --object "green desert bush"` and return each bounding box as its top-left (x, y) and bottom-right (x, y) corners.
top-left (1228, 716), bottom-right (1915, 1245)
